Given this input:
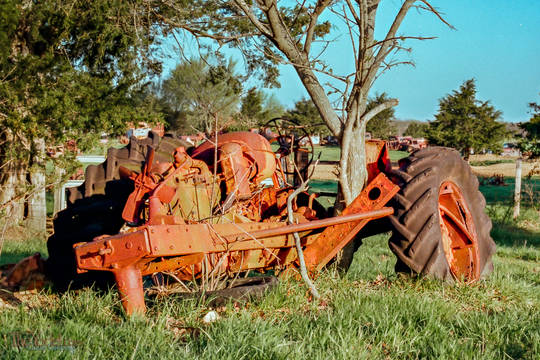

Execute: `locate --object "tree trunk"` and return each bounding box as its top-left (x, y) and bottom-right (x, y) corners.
top-left (0, 129), bottom-right (26, 225)
top-left (0, 162), bottom-right (26, 224)
top-left (26, 138), bottom-right (47, 233)
top-left (53, 167), bottom-right (66, 215)
top-left (332, 122), bottom-right (368, 270)
top-left (344, 126), bottom-right (368, 199)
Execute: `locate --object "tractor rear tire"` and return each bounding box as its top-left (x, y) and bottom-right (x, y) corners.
top-left (388, 147), bottom-right (495, 281)
top-left (46, 133), bottom-right (190, 289)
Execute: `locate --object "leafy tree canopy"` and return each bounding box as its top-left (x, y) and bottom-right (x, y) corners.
top-left (160, 56), bottom-right (243, 135)
top-left (0, 0), bottom-right (163, 157)
top-left (285, 98), bottom-right (328, 136)
top-left (404, 122), bottom-right (429, 138)
top-left (240, 87), bottom-right (285, 127)
top-left (0, 0), bottom-right (166, 226)
top-left (518, 101), bottom-right (540, 158)
top-left (426, 79), bottom-right (506, 159)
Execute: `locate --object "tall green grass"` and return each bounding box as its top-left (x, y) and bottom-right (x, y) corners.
top-left (0, 175), bottom-right (538, 359)
top-left (1, 227), bottom-right (538, 359)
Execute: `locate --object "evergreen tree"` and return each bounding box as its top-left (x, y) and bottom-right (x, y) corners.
top-left (241, 88), bottom-right (266, 123)
top-left (427, 79), bottom-right (506, 159)
top-left (160, 57), bottom-right (243, 135)
top-left (240, 88), bottom-right (285, 129)
top-left (285, 98), bottom-right (328, 136)
top-left (518, 101), bottom-right (540, 158)
top-left (0, 0), bottom-right (162, 230)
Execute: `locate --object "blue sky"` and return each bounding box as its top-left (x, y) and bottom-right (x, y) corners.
top-left (162, 1), bottom-right (540, 123)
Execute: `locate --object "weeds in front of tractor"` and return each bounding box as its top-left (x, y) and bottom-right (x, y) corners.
top-left (1, 227), bottom-right (538, 359)
top-left (1, 175), bottom-right (539, 359)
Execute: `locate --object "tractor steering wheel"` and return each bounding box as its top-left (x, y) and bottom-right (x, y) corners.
top-left (262, 117), bottom-right (315, 176)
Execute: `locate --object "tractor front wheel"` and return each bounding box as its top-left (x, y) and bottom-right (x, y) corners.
top-left (388, 147), bottom-right (495, 281)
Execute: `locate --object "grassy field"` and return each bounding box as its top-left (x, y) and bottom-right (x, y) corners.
top-left (313, 145), bottom-right (409, 163)
top-left (1, 162), bottom-right (539, 359)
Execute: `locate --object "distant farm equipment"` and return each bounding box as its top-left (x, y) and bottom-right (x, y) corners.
top-left (386, 136), bottom-right (428, 152)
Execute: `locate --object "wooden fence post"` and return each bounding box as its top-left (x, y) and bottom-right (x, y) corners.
top-left (513, 157), bottom-right (522, 219)
top-left (27, 138), bottom-right (47, 233)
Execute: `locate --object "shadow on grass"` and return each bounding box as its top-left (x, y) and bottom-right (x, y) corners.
top-left (487, 203), bottom-right (540, 262)
top-left (484, 199), bottom-right (540, 249)
top-left (491, 221), bottom-right (540, 247)
top-left (479, 177), bottom-right (540, 207)
top-left (0, 238), bottom-right (48, 266)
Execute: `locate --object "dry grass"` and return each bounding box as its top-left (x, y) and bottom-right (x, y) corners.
top-left (469, 155), bottom-right (540, 178)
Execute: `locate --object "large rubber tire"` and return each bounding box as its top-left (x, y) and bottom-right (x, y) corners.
top-left (388, 147), bottom-right (496, 280)
top-left (46, 132), bottom-right (190, 289)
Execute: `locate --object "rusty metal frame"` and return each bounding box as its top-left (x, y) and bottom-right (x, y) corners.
top-left (73, 173), bottom-right (399, 315)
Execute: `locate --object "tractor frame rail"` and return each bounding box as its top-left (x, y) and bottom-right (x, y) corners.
top-left (74, 173), bottom-right (399, 315)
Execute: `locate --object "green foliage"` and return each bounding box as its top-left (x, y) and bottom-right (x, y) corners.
top-left (0, 0), bottom-right (163, 156)
top-left (261, 94), bottom-right (286, 122)
top-left (239, 88), bottom-right (284, 128)
top-left (518, 102), bottom-right (540, 158)
top-left (240, 87), bottom-right (265, 122)
top-left (403, 122), bottom-right (429, 138)
top-left (0, 1), bottom-right (18, 65)
top-left (366, 93), bottom-right (397, 140)
top-left (285, 98), bottom-right (328, 136)
top-left (150, 1), bottom-right (324, 88)
top-left (160, 57), bottom-right (243, 135)
top-left (426, 79), bottom-right (507, 158)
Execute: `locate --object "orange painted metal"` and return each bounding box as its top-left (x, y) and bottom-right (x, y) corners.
top-left (75, 230), bottom-right (150, 272)
top-left (140, 253), bottom-right (204, 275)
top-left (225, 208), bottom-right (393, 242)
top-left (438, 181), bottom-right (480, 281)
top-left (75, 209), bottom-right (391, 274)
top-left (219, 142), bottom-right (252, 199)
top-left (113, 266), bottom-right (145, 315)
top-left (73, 195), bottom-right (396, 314)
top-left (191, 132), bottom-right (277, 184)
top-left (71, 131), bottom-right (400, 315)
top-left (120, 147), bottom-right (159, 224)
top-left (366, 140), bottom-right (392, 183)
top-left (302, 173), bottom-right (399, 272)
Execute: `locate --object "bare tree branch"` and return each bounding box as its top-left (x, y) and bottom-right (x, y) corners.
top-left (418, 0), bottom-right (455, 30)
top-left (364, 0), bottom-right (415, 91)
top-left (367, 35), bottom-right (437, 50)
top-left (287, 178), bottom-right (320, 300)
top-left (361, 98), bottom-right (399, 124)
top-left (344, 0), bottom-right (362, 26)
top-left (304, 0), bottom-right (332, 54)
top-left (233, 0), bottom-right (273, 37)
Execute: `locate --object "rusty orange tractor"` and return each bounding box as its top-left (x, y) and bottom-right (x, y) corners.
top-left (37, 129), bottom-right (495, 315)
